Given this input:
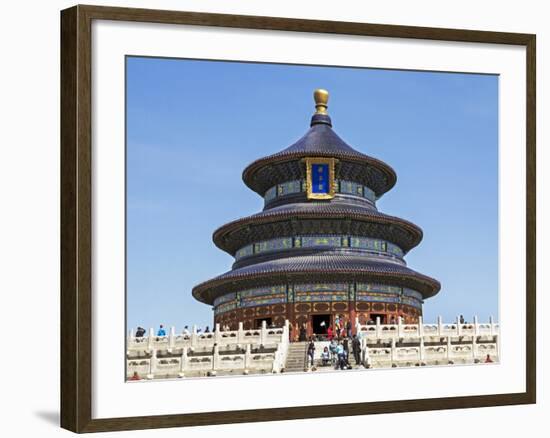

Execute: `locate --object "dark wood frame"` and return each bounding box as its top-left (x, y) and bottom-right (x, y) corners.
top-left (61, 4), bottom-right (536, 433)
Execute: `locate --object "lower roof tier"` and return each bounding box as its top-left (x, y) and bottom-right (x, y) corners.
top-left (213, 202), bottom-right (423, 255)
top-left (192, 254), bottom-right (441, 305)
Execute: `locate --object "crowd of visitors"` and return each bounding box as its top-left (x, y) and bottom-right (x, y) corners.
top-left (132, 324), bottom-right (217, 338)
top-left (308, 336), bottom-right (354, 370)
top-left (305, 332), bottom-right (364, 370)
top-left (294, 314), bottom-right (368, 370)
top-left (133, 321), bottom-right (285, 339)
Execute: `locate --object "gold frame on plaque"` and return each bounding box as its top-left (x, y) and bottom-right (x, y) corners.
top-left (305, 157), bottom-right (336, 200)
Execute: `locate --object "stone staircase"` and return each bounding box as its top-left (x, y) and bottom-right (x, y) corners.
top-left (284, 342), bottom-right (308, 372)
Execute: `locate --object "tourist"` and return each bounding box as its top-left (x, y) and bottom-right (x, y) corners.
top-left (135, 326), bottom-right (146, 337)
top-left (346, 320), bottom-right (352, 338)
top-left (327, 325), bottom-right (333, 341)
top-left (329, 339), bottom-right (338, 365)
top-left (352, 334), bottom-right (362, 365)
top-left (299, 323), bottom-right (307, 342)
top-left (367, 319), bottom-right (375, 326)
top-left (157, 324), bottom-right (166, 337)
top-left (390, 315), bottom-right (396, 325)
top-left (182, 326), bottom-right (190, 336)
top-left (321, 347), bottom-right (330, 366)
top-left (205, 326), bottom-right (210, 333)
top-left (307, 339), bottom-right (315, 367)
top-left (335, 315), bottom-right (341, 331)
top-left (335, 342), bottom-right (346, 370)
top-left (460, 315), bottom-right (465, 324)
top-left (485, 354), bottom-right (494, 363)
top-left (343, 337), bottom-right (349, 357)
top-left (129, 371), bottom-right (141, 381)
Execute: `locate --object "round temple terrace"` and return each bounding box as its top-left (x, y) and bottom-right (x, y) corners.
top-left (192, 89), bottom-right (441, 340)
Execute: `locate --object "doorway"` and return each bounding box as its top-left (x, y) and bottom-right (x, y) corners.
top-left (369, 313), bottom-right (386, 324)
top-left (255, 317), bottom-right (272, 329)
top-left (312, 314), bottom-right (331, 335)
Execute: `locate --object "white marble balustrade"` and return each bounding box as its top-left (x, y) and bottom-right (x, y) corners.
top-left (355, 315), bottom-right (499, 368)
top-left (127, 320), bottom-right (290, 379)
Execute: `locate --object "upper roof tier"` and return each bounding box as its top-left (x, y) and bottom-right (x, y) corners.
top-left (242, 89), bottom-right (397, 198)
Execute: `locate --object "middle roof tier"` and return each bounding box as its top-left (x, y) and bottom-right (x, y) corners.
top-left (213, 201), bottom-right (423, 256)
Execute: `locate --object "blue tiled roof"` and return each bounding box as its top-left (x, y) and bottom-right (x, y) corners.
top-left (242, 114), bottom-right (396, 196)
top-left (213, 202), bottom-right (423, 254)
top-left (192, 254), bottom-right (440, 305)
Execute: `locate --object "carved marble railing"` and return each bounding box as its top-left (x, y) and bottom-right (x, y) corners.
top-left (128, 317), bottom-right (499, 378)
top-left (127, 321), bottom-right (289, 379)
top-left (355, 316), bottom-right (499, 368)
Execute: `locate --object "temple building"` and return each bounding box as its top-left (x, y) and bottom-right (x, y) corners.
top-left (192, 89), bottom-right (440, 339)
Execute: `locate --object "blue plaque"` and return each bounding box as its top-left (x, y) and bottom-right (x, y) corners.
top-left (311, 163), bottom-right (329, 194)
top-left (305, 157), bottom-right (335, 199)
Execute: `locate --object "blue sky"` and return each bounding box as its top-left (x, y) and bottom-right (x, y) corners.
top-left (126, 57), bottom-right (498, 332)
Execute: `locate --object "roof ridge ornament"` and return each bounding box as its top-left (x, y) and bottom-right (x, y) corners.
top-left (310, 89), bottom-right (332, 127)
top-left (314, 88), bottom-right (329, 115)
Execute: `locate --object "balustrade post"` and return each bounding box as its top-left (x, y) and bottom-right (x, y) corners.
top-left (147, 349), bottom-right (157, 379)
top-left (238, 322), bottom-right (244, 344)
top-left (489, 316), bottom-right (495, 336)
top-left (472, 333), bottom-right (477, 360)
top-left (260, 320), bottom-right (267, 346)
top-left (376, 316), bottom-right (381, 338)
top-left (191, 325), bottom-right (198, 348)
top-left (127, 329), bottom-right (133, 353)
top-left (213, 344), bottom-right (219, 371)
top-left (390, 338), bottom-right (396, 365)
top-left (437, 316), bottom-right (443, 337)
top-left (474, 315), bottom-right (479, 336)
top-left (397, 316), bottom-right (403, 338)
top-left (179, 347), bottom-right (187, 377)
top-left (363, 343), bottom-right (369, 367)
top-left (169, 326), bottom-right (175, 350)
top-left (419, 336), bottom-right (425, 362)
top-left (457, 316), bottom-right (462, 336)
top-left (244, 343), bottom-right (251, 370)
top-left (215, 323), bottom-right (221, 344)
top-left (148, 327), bottom-right (154, 351)
top-left (418, 316), bottom-right (424, 338)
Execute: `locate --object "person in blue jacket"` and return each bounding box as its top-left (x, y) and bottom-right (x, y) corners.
top-left (157, 324), bottom-right (166, 337)
top-left (336, 342), bottom-right (346, 370)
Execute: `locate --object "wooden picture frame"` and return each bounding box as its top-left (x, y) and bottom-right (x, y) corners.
top-left (60, 4), bottom-right (536, 433)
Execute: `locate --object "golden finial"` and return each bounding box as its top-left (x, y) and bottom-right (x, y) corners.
top-left (313, 89), bottom-right (329, 115)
